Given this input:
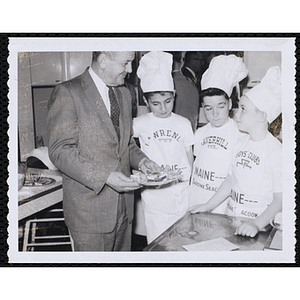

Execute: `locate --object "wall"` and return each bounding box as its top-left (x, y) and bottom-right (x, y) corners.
top-left (244, 51), bottom-right (281, 87)
top-left (18, 52), bottom-right (92, 160)
top-left (18, 53), bottom-right (35, 160)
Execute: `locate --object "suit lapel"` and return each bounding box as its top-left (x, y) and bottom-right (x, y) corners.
top-left (81, 69), bottom-right (120, 142)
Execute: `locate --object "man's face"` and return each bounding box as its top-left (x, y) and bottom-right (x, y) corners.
top-left (235, 95), bottom-right (260, 133)
top-left (147, 92), bottom-right (174, 118)
top-left (103, 52), bottom-right (134, 86)
top-left (202, 95), bottom-right (231, 127)
top-left (189, 54), bottom-right (206, 74)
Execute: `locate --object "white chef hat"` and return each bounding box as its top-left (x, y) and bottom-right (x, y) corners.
top-left (245, 66), bottom-right (281, 123)
top-left (201, 54), bottom-right (248, 98)
top-left (137, 51), bottom-right (174, 93)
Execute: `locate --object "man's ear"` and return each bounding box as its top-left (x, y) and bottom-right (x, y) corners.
top-left (98, 53), bottom-right (107, 68)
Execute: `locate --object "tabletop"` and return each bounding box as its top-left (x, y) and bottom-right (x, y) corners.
top-left (144, 212), bottom-right (280, 252)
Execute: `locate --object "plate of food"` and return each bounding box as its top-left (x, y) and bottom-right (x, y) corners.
top-left (130, 169), bottom-right (183, 186)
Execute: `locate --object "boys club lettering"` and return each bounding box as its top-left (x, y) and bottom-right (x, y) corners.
top-left (235, 150), bottom-right (260, 168)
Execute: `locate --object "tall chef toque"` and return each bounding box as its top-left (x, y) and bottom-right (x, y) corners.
top-left (201, 54), bottom-right (248, 98)
top-left (137, 51), bottom-right (174, 93)
top-left (244, 66), bottom-right (281, 124)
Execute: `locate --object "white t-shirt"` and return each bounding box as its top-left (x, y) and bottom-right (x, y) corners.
top-left (226, 132), bottom-right (282, 219)
top-left (190, 118), bottom-right (244, 214)
top-left (133, 112), bottom-right (195, 242)
top-left (133, 112), bottom-right (195, 183)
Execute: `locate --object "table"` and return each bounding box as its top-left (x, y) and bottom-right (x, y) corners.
top-left (144, 212), bottom-right (281, 251)
top-left (18, 168), bottom-right (63, 220)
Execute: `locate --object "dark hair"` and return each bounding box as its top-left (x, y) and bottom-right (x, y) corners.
top-left (200, 88), bottom-right (229, 103)
top-left (184, 51), bottom-right (200, 63)
top-left (92, 51), bottom-right (116, 63)
top-left (92, 52), bottom-right (101, 62)
top-left (144, 91), bottom-right (173, 101)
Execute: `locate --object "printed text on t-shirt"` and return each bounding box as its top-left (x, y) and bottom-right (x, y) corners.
top-left (235, 150), bottom-right (260, 167)
top-left (153, 129), bottom-right (181, 142)
top-left (201, 135), bottom-right (228, 150)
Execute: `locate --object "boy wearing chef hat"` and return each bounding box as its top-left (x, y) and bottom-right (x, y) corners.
top-left (133, 51), bottom-right (195, 243)
top-left (190, 66), bottom-right (282, 237)
top-left (189, 55), bottom-right (248, 214)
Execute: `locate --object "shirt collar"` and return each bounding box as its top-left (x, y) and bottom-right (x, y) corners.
top-left (89, 66), bottom-right (108, 94)
top-left (185, 66), bottom-right (196, 79)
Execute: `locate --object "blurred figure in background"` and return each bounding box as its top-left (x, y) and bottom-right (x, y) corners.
top-left (181, 51), bottom-right (208, 91)
top-left (169, 51), bottom-right (200, 132)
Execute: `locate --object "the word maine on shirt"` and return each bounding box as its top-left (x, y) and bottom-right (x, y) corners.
top-left (201, 135), bottom-right (229, 150)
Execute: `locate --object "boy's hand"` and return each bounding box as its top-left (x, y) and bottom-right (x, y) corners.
top-left (188, 203), bottom-right (209, 214)
top-left (139, 158), bottom-right (162, 174)
top-left (234, 221), bottom-right (260, 237)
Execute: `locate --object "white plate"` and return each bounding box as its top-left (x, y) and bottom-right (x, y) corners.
top-left (142, 177), bottom-right (180, 186)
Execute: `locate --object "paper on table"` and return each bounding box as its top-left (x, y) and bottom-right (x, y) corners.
top-left (183, 237), bottom-right (240, 251)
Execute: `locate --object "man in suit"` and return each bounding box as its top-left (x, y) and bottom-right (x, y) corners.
top-left (169, 51), bottom-right (200, 132)
top-left (181, 51), bottom-right (208, 91)
top-left (47, 51), bottom-right (160, 251)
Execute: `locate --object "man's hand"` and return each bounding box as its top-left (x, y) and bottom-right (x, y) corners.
top-left (139, 158), bottom-right (162, 174)
top-left (106, 171), bottom-right (141, 192)
top-left (188, 203), bottom-right (209, 214)
top-left (234, 221), bottom-right (260, 237)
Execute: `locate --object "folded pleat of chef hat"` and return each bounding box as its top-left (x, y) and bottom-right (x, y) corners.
top-left (245, 66), bottom-right (281, 123)
top-left (137, 51), bottom-right (174, 93)
top-left (201, 54), bottom-right (248, 98)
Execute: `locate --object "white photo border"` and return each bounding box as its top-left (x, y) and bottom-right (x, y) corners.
top-left (7, 36), bottom-right (296, 263)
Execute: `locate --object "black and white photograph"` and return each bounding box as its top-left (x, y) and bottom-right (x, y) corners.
top-left (7, 37), bottom-right (295, 264)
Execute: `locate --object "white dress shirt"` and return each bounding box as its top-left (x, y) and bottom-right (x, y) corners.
top-left (89, 67), bottom-right (111, 116)
top-left (185, 66), bottom-right (197, 84)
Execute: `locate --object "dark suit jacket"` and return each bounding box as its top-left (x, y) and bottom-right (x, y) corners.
top-left (47, 68), bottom-right (146, 234)
top-left (173, 71), bottom-right (199, 132)
top-left (181, 66), bottom-right (201, 91)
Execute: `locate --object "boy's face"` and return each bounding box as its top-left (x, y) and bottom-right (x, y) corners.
top-left (147, 92), bottom-right (174, 118)
top-left (202, 95), bottom-right (231, 127)
top-left (235, 95), bottom-right (260, 133)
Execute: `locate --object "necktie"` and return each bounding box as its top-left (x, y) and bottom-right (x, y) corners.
top-left (107, 86), bottom-right (120, 140)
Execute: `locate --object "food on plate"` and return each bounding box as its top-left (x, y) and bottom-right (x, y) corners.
top-left (130, 171), bottom-right (148, 184)
top-left (130, 169), bottom-right (182, 185)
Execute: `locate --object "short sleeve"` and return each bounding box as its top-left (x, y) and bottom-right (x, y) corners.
top-left (193, 127), bottom-right (205, 156)
top-left (182, 120), bottom-right (195, 148)
top-left (132, 117), bottom-right (140, 138)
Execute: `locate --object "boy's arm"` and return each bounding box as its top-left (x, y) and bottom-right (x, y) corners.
top-left (189, 174), bottom-right (233, 213)
top-left (185, 146), bottom-right (194, 170)
top-left (235, 192), bottom-right (282, 237)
